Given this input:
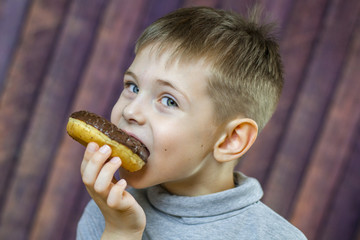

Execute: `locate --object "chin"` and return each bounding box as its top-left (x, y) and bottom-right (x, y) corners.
top-left (119, 167), bottom-right (151, 189)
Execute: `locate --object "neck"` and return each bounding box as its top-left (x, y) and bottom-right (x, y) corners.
top-left (161, 163), bottom-right (235, 196)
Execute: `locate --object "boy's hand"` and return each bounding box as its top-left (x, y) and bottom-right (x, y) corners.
top-left (81, 142), bottom-right (146, 239)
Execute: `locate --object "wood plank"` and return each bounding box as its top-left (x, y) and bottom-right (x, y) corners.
top-left (0, 0), bottom-right (71, 215)
top-left (29, 1), bottom-right (148, 238)
top-left (262, 0), bottom-right (360, 218)
top-left (0, 0), bottom-right (30, 94)
top-left (319, 127), bottom-right (360, 240)
top-left (0, 0), bottom-right (107, 238)
top-left (290, 18), bottom-right (360, 239)
top-left (238, 0), bottom-right (329, 184)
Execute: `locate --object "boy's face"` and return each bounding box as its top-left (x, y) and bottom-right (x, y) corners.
top-left (111, 46), bottom-right (220, 194)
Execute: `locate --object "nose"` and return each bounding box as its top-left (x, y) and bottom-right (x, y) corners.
top-left (122, 97), bottom-right (146, 125)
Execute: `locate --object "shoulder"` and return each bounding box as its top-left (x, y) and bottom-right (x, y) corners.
top-left (241, 201), bottom-right (307, 240)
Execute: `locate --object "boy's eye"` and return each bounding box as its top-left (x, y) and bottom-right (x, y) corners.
top-left (128, 83), bottom-right (139, 94)
top-left (161, 96), bottom-right (178, 107)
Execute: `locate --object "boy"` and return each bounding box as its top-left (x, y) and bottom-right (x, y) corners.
top-left (77, 6), bottom-right (307, 240)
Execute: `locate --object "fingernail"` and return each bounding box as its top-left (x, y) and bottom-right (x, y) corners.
top-left (99, 145), bottom-right (110, 154)
top-left (87, 142), bottom-right (97, 153)
top-left (110, 157), bottom-right (120, 164)
top-left (117, 179), bottom-right (126, 186)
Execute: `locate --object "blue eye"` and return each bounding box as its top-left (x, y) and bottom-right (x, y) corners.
top-left (128, 83), bottom-right (139, 94)
top-left (161, 96), bottom-right (178, 107)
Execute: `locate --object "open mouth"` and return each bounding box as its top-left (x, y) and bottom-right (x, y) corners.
top-left (121, 129), bottom-right (150, 162)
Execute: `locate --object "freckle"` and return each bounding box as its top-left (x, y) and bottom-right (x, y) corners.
top-left (201, 145), bottom-right (204, 148)
top-left (164, 149), bottom-right (167, 151)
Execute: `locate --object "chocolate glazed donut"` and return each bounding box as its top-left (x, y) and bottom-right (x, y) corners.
top-left (66, 111), bottom-right (149, 172)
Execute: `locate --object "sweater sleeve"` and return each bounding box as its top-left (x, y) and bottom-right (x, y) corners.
top-left (76, 200), bottom-right (105, 240)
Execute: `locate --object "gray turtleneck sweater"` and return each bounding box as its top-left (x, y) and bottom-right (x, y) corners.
top-left (76, 172), bottom-right (307, 239)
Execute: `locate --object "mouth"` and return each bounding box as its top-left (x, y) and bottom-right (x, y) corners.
top-left (121, 129), bottom-right (150, 161)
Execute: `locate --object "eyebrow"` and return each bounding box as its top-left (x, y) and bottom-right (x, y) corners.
top-left (124, 70), bottom-right (189, 103)
top-left (124, 70), bottom-right (137, 80)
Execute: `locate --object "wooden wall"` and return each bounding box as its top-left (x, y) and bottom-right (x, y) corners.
top-left (0, 0), bottom-right (359, 239)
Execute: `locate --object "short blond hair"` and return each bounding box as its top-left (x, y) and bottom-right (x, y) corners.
top-left (135, 7), bottom-right (283, 131)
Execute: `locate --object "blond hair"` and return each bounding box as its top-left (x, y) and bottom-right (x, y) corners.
top-left (135, 7), bottom-right (283, 131)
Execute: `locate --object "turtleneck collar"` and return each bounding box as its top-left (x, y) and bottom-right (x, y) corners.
top-left (146, 172), bottom-right (263, 221)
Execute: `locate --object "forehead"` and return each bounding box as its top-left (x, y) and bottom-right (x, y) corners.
top-left (137, 42), bottom-right (214, 69)
top-left (131, 45), bottom-right (212, 83)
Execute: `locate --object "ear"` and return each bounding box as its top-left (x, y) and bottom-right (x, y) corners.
top-left (213, 118), bottom-right (258, 162)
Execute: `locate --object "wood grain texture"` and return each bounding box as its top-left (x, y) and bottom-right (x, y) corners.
top-left (0, 0), bottom-right (30, 93)
top-left (290, 16), bottom-right (360, 238)
top-left (0, 0), bottom-right (71, 217)
top-left (0, 1), bottom-right (359, 239)
top-left (0, 0), bottom-right (106, 238)
top-left (263, 0), bottom-right (360, 218)
top-left (319, 128), bottom-right (360, 240)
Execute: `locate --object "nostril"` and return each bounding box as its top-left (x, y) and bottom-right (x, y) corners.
top-left (122, 102), bottom-right (146, 125)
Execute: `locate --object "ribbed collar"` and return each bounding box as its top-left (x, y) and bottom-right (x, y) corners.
top-left (146, 172), bottom-right (263, 219)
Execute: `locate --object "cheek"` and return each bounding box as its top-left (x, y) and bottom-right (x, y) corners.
top-left (153, 124), bottom-right (210, 163)
top-left (111, 97), bottom-right (125, 123)
top-left (151, 126), bottom-right (183, 163)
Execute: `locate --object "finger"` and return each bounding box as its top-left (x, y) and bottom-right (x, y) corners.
top-left (107, 179), bottom-right (128, 209)
top-left (94, 157), bottom-right (122, 196)
top-left (84, 142), bottom-right (99, 160)
top-left (81, 142), bottom-right (99, 174)
top-left (82, 145), bottom-right (112, 186)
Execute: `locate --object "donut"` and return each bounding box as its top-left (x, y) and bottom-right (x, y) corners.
top-left (66, 110), bottom-right (148, 172)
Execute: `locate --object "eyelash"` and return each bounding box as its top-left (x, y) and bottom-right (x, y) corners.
top-left (124, 81), bottom-right (179, 108)
top-left (160, 96), bottom-right (178, 108)
top-left (125, 82), bottom-right (139, 94)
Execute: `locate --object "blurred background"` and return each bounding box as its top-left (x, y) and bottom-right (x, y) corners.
top-left (0, 0), bottom-right (359, 239)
